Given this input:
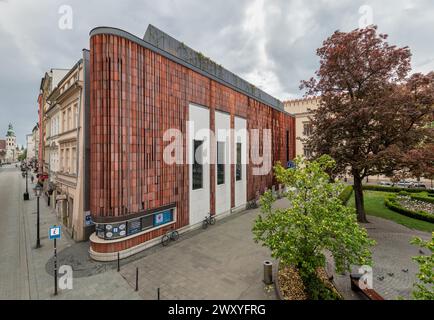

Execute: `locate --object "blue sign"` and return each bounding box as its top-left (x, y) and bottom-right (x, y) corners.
top-left (287, 161), bottom-right (296, 169)
top-left (49, 226), bottom-right (61, 240)
top-left (153, 210), bottom-right (173, 227)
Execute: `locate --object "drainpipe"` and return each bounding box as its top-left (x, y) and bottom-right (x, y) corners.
top-left (76, 73), bottom-right (82, 177)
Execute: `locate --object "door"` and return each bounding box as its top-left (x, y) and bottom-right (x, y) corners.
top-left (188, 104), bottom-right (210, 226)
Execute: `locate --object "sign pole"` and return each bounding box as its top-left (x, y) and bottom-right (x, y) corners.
top-left (49, 225), bottom-right (61, 296)
top-left (54, 237), bottom-right (58, 296)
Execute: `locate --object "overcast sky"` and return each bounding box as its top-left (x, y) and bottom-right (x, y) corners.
top-left (0, 0), bottom-right (433, 145)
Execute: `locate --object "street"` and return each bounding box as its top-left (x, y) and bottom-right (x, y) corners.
top-left (0, 164), bottom-right (31, 299)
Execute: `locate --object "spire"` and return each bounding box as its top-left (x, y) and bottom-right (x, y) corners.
top-left (6, 123), bottom-right (15, 137)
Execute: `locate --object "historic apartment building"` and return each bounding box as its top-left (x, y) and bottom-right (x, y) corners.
top-left (0, 139), bottom-right (6, 164)
top-left (41, 51), bottom-right (91, 241)
top-left (38, 68), bottom-right (69, 173)
top-left (88, 25), bottom-right (296, 260)
top-left (26, 131), bottom-right (36, 161)
top-left (284, 97), bottom-right (320, 158)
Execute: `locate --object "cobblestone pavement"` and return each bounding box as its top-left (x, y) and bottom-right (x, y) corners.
top-left (119, 207), bottom-right (277, 300)
top-left (3, 163), bottom-right (428, 300)
top-left (0, 164), bottom-right (140, 300)
top-left (0, 165), bottom-right (31, 299)
top-left (328, 215), bottom-right (431, 300)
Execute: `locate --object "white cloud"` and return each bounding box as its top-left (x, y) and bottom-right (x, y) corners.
top-left (0, 0), bottom-right (433, 144)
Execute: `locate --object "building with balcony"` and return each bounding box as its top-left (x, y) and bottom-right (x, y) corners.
top-left (45, 51), bottom-right (91, 241)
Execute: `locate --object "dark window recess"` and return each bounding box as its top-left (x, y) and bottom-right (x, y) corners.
top-left (141, 214), bottom-right (153, 230)
top-left (217, 141), bottom-right (225, 185)
top-left (236, 142), bottom-right (242, 181)
top-left (127, 218), bottom-right (141, 236)
top-left (193, 140), bottom-right (203, 190)
top-left (286, 130), bottom-right (290, 162)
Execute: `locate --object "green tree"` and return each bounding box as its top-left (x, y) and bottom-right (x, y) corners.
top-left (411, 233), bottom-right (434, 300)
top-left (253, 155), bottom-right (375, 298)
top-left (301, 26), bottom-right (434, 222)
top-left (18, 149), bottom-right (27, 162)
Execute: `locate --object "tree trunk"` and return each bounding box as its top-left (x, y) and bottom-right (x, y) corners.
top-left (353, 172), bottom-right (368, 223)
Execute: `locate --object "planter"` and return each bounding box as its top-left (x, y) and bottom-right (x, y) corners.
top-left (274, 260), bottom-right (343, 300)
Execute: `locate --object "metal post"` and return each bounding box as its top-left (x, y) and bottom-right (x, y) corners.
top-left (54, 238), bottom-right (58, 296)
top-left (36, 196), bottom-right (40, 248)
top-left (157, 287), bottom-right (160, 300)
top-left (23, 169), bottom-right (29, 200)
top-left (263, 260), bottom-right (273, 285)
top-left (117, 252), bottom-right (120, 272)
top-left (135, 267), bottom-right (139, 291)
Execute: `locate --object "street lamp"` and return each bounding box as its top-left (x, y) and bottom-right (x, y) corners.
top-left (34, 184), bottom-right (42, 248)
top-left (23, 167), bottom-right (29, 201)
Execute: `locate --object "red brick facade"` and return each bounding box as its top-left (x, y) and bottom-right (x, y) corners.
top-left (89, 29), bottom-right (295, 255)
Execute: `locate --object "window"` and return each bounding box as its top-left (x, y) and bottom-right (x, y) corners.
top-left (303, 145), bottom-right (312, 159)
top-left (65, 148), bottom-right (69, 173)
top-left (286, 130), bottom-right (290, 162)
top-left (67, 108), bottom-right (72, 131)
top-left (60, 149), bottom-right (64, 171)
top-left (192, 140), bottom-right (203, 190)
top-left (217, 141), bottom-right (225, 185)
top-left (303, 122), bottom-right (313, 136)
top-left (62, 111), bottom-right (66, 132)
top-left (73, 104), bottom-right (78, 128)
top-left (71, 147), bottom-right (76, 174)
top-left (236, 142), bottom-right (242, 181)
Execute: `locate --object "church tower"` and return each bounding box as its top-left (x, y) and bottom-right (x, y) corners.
top-left (5, 123), bottom-right (17, 162)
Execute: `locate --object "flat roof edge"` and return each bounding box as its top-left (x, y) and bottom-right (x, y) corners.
top-left (89, 26), bottom-right (291, 115)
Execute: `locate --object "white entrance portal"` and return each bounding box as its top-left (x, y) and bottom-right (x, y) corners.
top-left (234, 116), bottom-right (247, 209)
top-left (215, 111), bottom-right (231, 215)
top-left (188, 104), bottom-right (210, 226)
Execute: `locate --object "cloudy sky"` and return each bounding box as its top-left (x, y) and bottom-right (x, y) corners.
top-left (0, 0), bottom-right (433, 145)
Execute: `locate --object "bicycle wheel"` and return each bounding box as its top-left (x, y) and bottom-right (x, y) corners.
top-left (202, 220), bottom-right (208, 229)
top-left (171, 230), bottom-right (179, 241)
top-left (161, 234), bottom-right (170, 246)
top-left (210, 216), bottom-right (216, 225)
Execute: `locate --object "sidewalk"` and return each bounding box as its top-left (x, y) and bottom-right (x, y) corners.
top-left (20, 178), bottom-right (140, 300)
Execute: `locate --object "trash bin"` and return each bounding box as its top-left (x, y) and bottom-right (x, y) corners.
top-left (263, 260), bottom-right (273, 285)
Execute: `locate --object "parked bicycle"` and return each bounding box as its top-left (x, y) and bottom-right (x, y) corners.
top-left (202, 213), bottom-right (216, 229)
top-left (161, 226), bottom-right (179, 246)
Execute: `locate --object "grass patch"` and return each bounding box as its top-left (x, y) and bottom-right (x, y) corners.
top-left (348, 191), bottom-right (434, 233)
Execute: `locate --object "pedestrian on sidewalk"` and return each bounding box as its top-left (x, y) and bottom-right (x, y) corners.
top-left (31, 175), bottom-right (34, 184)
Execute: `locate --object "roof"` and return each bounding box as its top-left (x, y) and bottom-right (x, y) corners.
top-left (90, 25), bottom-right (288, 113)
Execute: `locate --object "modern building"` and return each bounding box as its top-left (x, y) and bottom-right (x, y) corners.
top-left (88, 25), bottom-right (296, 260)
top-left (284, 97), bottom-right (320, 158)
top-left (44, 52), bottom-right (91, 241)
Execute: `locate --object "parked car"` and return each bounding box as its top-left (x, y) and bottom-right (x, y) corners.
top-left (410, 183), bottom-right (426, 189)
top-left (397, 180), bottom-right (413, 188)
top-left (378, 181), bottom-right (393, 186)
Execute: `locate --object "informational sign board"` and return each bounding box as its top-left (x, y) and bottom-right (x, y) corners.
top-left (49, 226), bottom-right (61, 240)
top-left (287, 161), bottom-right (296, 169)
top-left (84, 211), bottom-right (93, 226)
top-left (153, 210), bottom-right (173, 227)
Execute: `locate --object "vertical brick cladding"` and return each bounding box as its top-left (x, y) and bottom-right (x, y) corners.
top-left (90, 33), bottom-right (295, 253)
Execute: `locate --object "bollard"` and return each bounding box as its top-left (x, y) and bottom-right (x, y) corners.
top-left (157, 287), bottom-right (160, 300)
top-left (135, 267), bottom-right (139, 291)
top-left (117, 252), bottom-right (120, 272)
top-left (263, 260), bottom-right (273, 285)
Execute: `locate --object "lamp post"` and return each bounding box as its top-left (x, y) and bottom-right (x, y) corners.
top-left (34, 184), bottom-right (42, 248)
top-left (23, 167), bottom-right (29, 201)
